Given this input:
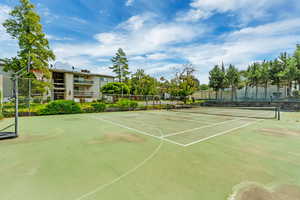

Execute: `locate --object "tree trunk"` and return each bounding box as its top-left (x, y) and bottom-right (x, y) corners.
top-left (255, 85), bottom-right (258, 100)
top-left (231, 86), bottom-right (234, 101)
top-left (264, 83), bottom-right (268, 100)
top-left (234, 87), bottom-right (237, 101)
top-left (244, 85), bottom-right (248, 98)
top-left (221, 89), bottom-right (223, 101)
top-left (288, 81), bottom-right (292, 96)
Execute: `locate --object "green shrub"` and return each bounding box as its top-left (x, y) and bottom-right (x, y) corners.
top-left (38, 100), bottom-right (81, 115)
top-left (293, 90), bottom-right (300, 97)
top-left (80, 103), bottom-right (94, 113)
top-left (100, 82), bottom-right (130, 95)
top-left (116, 99), bottom-right (138, 110)
top-left (91, 103), bottom-right (106, 112)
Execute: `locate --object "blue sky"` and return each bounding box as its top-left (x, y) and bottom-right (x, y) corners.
top-left (1, 0), bottom-right (300, 83)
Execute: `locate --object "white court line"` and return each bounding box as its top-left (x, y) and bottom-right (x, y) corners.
top-left (162, 118), bottom-right (244, 138)
top-left (169, 109), bottom-right (275, 119)
top-left (183, 120), bottom-right (261, 147)
top-left (74, 129), bottom-right (164, 200)
top-left (145, 111), bottom-right (213, 124)
top-left (162, 109), bottom-right (273, 139)
top-left (91, 116), bottom-right (185, 147)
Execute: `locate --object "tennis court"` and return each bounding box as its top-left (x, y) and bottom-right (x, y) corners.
top-left (90, 106), bottom-right (278, 147)
top-left (1, 108), bottom-right (300, 200)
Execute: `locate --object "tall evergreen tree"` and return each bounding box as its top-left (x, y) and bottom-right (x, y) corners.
top-left (1, 0), bottom-right (55, 78)
top-left (110, 48), bottom-right (130, 83)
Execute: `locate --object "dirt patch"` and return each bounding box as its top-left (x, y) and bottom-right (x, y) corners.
top-left (230, 183), bottom-right (300, 200)
top-left (235, 185), bottom-right (275, 200)
top-left (260, 128), bottom-right (300, 137)
top-left (89, 133), bottom-right (145, 144)
top-left (0, 134), bottom-right (59, 144)
top-left (275, 185), bottom-right (300, 200)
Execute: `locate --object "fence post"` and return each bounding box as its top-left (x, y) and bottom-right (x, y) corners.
top-left (14, 77), bottom-right (19, 137)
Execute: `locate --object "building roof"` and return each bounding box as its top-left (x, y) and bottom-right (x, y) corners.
top-left (50, 68), bottom-right (115, 78)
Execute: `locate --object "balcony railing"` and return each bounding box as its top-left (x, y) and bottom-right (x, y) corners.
top-left (74, 91), bottom-right (94, 97)
top-left (74, 79), bottom-right (94, 85)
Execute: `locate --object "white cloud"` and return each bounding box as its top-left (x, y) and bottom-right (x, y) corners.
top-left (69, 16), bottom-right (87, 24)
top-left (0, 4), bottom-right (18, 58)
top-left (53, 14), bottom-right (300, 83)
top-left (117, 14), bottom-right (154, 31)
top-left (54, 14), bottom-right (206, 59)
top-left (94, 33), bottom-right (124, 44)
top-left (173, 18), bottom-right (300, 83)
top-left (46, 34), bottom-right (73, 41)
top-left (177, 0), bottom-right (285, 23)
top-left (0, 4), bottom-right (11, 41)
top-left (147, 53), bottom-right (170, 60)
top-left (125, 0), bottom-right (134, 6)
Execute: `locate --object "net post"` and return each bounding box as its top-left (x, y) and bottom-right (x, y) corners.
top-left (277, 107), bottom-right (281, 121)
top-left (14, 77), bottom-right (19, 137)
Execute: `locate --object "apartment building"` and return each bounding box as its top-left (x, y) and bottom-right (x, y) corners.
top-left (0, 67), bottom-right (114, 102)
top-left (51, 68), bottom-right (114, 102)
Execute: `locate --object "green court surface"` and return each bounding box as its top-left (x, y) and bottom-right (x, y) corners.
top-left (1, 110), bottom-right (300, 200)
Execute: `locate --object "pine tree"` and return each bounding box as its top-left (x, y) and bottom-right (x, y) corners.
top-left (1, 0), bottom-right (55, 78)
top-left (110, 48), bottom-right (130, 82)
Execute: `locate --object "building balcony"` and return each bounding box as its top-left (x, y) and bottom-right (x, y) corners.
top-left (74, 91), bottom-right (94, 97)
top-left (74, 79), bottom-right (94, 85)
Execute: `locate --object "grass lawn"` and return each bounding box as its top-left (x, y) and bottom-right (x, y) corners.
top-left (0, 110), bottom-right (300, 200)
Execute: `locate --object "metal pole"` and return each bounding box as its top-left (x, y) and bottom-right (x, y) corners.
top-left (28, 78), bottom-right (31, 116)
top-left (15, 77), bottom-right (19, 137)
top-left (121, 64), bottom-right (123, 97)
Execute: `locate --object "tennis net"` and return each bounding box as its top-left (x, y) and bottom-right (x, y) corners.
top-left (167, 105), bottom-right (280, 120)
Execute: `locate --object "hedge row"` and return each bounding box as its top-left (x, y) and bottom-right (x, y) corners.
top-left (2, 99), bottom-right (142, 117)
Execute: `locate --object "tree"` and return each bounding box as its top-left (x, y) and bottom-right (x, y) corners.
top-left (247, 62), bottom-right (261, 99)
top-left (158, 76), bottom-right (171, 96)
top-left (130, 69), bottom-right (158, 95)
top-left (279, 57), bottom-right (299, 96)
top-left (226, 64), bottom-right (240, 101)
top-left (270, 53), bottom-right (288, 92)
top-left (239, 69), bottom-right (250, 99)
top-left (259, 61), bottom-right (270, 99)
top-left (110, 48), bottom-right (130, 83)
top-left (1, 0), bottom-right (55, 78)
top-left (209, 65), bottom-right (223, 99)
top-left (100, 82), bottom-right (130, 95)
top-left (293, 44), bottom-right (300, 86)
top-left (220, 62), bottom-right (227, 100)
top-left (170, 64), bottom-right (200, 100)
top-left (199, 84), bottom-right (209, 90)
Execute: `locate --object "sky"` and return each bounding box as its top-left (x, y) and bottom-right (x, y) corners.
top-left (0, 0), bottom-right (300, 83)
